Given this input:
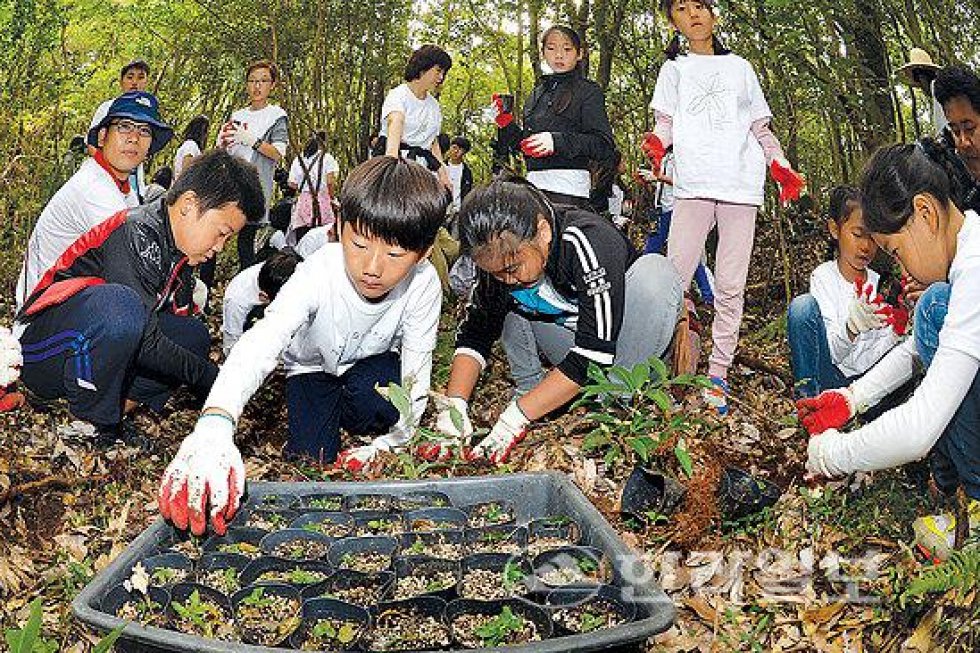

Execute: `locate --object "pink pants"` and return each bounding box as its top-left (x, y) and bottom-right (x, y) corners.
top-left (667, 198), bottom-right (758, 379)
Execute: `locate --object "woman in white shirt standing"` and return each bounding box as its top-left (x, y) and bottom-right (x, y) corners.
top-left (288, 131), bottom-right (339, 242)
top-left (173, 115), bottom-right (209, 177)
top-left (800, 144), bottom-right (980, 561)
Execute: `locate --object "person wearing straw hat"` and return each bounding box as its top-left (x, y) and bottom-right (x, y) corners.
top-left (896, 47), bottom-right (946, 134)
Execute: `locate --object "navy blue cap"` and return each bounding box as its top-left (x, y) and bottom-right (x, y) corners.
top-left (87, 91), bottom-right (174, 156)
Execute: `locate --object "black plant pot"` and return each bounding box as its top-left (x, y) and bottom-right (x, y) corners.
top-left (532, 546), bottom-right (607, 590)
top-left (718, 467), bottom-right (782, 521)
top-left (239, 556), bottom-right (333, 588)
top-left (140, 552), bottom-right (194, 588)
top-left (392, 555), bottom-right (461, 602)
top-left (289, 597), bottom-right (371, 650)
top-left (527, 517), bottom-right (583, 556)
top-left (619, 466), bottom-right (686, 523)
top-left (259, 528), bottom-right (333, 561)
top-left (460, 500), bottom-right (517, 528)
top-left (395, 490), bottom-right (452, 511)
top-left (290, 511), bottom-right (355, 539)
top-left (399, 529), bottom-right (465, 560)
top-left (301, 569), bottom-right (395, 607)
top-left (202, 527), bottom-right (266, 559)
top-left (230, 507), bottom-right (298, 533)
top-left (464, 524), bottom-right (528, 556)
top-left (195, 552), bottom-right (250, 595)
top-left (366, 596), bottom-right (450, 652)
top-left (298, 492), bottom-right (344, 511)
top-left (247, 492), bottom-right (299, 511)
top-left (545, 584), bottom-right (638, 636)
top-left (231, 582), bottom-right (302, 647)
top-left (344, 492), bottom-right (398, 513)
top-left (457, 552), bottom-right (534, 600)
top-left (352, 510), bottom-right (406, 537)
top-left (404, 507), bottom-right (468, 534)
top-left (328, 535), bottom-right (400, 574)
top-left (101, 584), bottom-right (170, 628)
top-left (445, 597), bottom-right (554, 649)
top-left (166, 582), bottom-right (235, 641)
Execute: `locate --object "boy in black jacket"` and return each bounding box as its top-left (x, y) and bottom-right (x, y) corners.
top-left (16, 150), bottom-right (265, 443)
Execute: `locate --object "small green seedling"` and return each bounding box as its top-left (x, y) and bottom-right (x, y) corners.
top-left (151, 566), bottom-right (182, 585)
top-left (473, 606), bottom-right (524, 646)
top-left (172, 589), bottom-right (225, 638)
top-left (287, 568), bottom-right (322, 584)
top-left (407, 539), bottom-right (426, 555)
top-left (240, 587), bottom-right (275, 609)
top-left (577, 557), bottom-right (599, 574)
top-left (310, 619), bottom-right (357, 644)
top-left (502, 562), bottom-right (526, 589)
top-left (578, 610), bottom-right (606, 632)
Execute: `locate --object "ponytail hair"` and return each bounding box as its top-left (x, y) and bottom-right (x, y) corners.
top-left (660, 0), bottom-right (728, 59)
top-left (664, 31), bottom-right (682, 60)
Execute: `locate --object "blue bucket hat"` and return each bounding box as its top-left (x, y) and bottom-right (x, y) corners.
top-left (87, 91), bottom-right (173, 157)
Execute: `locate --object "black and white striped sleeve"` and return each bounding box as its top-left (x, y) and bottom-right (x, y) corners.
top-left (556, 222), bottom-right (630, 385)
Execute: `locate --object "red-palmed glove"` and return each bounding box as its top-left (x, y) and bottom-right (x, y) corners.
top-left (520, 133), bottom-right (554, 158)
top-left (468, 400), bottom-right (530, 464)
top-left (770, 157), bottom-right (805, 205)
top-left (795, 388), bottom-right (857, 436)
top-left (158, 414), bottom-right (245, 536)
top-left (641, 132), bottom-right (666, 171)
top-left (491, 93), bottom-right (514, 128)
top-left (0, 326), bottom-right (24, 412)
top-left (876, 304), bottom-right (910, 336)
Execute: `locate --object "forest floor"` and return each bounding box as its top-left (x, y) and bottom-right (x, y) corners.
top-left (0, 214), bottom-right (977, 652)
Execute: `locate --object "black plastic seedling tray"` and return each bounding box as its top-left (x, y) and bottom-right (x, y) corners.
top-left (72, 472), bottom-right (675, 652)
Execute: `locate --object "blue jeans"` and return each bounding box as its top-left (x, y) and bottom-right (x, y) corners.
top-left (284, 352), bottom-right (401, 462)
top-left (912, 283), bottom-right (980, 498)
top-left (644, 209), bottom-right (714, 303)
top-left (787, 294), bottom-right (849, 399)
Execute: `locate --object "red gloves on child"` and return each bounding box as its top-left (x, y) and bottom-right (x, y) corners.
top-left (491, 93), bottom-right (514, 129)
top-left (770, 158), bottom-right (805, 205)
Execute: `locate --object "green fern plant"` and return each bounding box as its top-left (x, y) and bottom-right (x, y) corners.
top-left (904, 545), bottom-right (980, 601)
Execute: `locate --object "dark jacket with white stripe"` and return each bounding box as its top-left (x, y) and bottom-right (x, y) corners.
top-left (16, 198), bottom-right (217, 394)
top-left (455, 206), bottom-right (638, 385)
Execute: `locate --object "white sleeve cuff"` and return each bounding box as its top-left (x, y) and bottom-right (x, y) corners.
top-left (454, 347), bottom-right (486, 370)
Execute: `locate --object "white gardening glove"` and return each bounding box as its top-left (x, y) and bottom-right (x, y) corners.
top-left (234, 123), bottom-right (259, 149)
top-left (846, 280), bottom-right (886, 336)
top-left (806, 429), bottom-right (845, 480)
top-left (158, 414), bottom-right (245, 536)
top-left (520, 132), bottom-right (555, 158)
top-left (193, 279), bottom-right (209, 313)
top-left (416, 396), bottom-right (474, 461)
top-left (335, 425), bottom-right (411, 473)
top-left (470, 400), bottom-right (530, 464)
top-left (0, 326), bottom-right (22, 387)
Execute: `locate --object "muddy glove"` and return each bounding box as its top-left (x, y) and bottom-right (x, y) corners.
top-left (770, 156), bottom-right (805, 205)
top-left (795, 389), bottom-right (857, 436)
top-left (416, 396), bottom-right (473, 461)
top-left (806, 429), bottom-right (844, 479)
top-left (847, 279), bottom-right (886, 337)
top-left (491, 93), bottom-right (515, 128)
top-left (158, 413), bottom-right (245, 536)
top-left (470, 400), bottom-right (530, 464)
top-left (234, 123), bottom-right (260, 149)
top-left (641, 132), bottom-right (666, 171)
top-left (520, 133), bottom-right (554, 158)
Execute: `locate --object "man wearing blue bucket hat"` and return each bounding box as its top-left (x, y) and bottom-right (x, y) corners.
top-left (15, 90), bottom-right (173, 319)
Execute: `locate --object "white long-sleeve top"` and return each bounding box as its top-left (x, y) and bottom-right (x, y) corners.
top-left (809, 211), bottom-right (980, 476)
top-left (207, 243), bottom-right (443, 437)
top-left (809, 261), bottom-right (901, 378)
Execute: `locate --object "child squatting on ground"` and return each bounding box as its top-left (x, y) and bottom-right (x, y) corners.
top-left (799, 144), bottom-right (980, 561)
top-left (158, 156), bottom-right (449, 536)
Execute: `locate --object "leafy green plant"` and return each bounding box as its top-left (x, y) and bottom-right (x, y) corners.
top-left (574, 359), bottom-right (708, 477)
top-left (172, 589), bottom-right (226, 637)
top-left (287, 568), bottom-right (322, 584)
top-left (310, 619), bottom-right (357, 644)
top-left (578, 610), bottom-right (606, 633)
top-left (150, 566), bottom-right (182, 585)
top-left (6, 599), bottom-right (124, 653)
top-left (473, 606), bottom-right (524, 646)
top-left (502, 561), bottom-right (526, 589)
top-left (577, 557), bottom-right (599, 574)
top-left (904, 545), bottom-right (980, 601)
top-left (407, 538), bottom-right (426, 555)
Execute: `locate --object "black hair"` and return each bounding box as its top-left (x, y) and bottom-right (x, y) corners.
top-left (303, 131), bottom-right (327, 158)
top-left (246, 59), bottom-right (278, 83)
top-left (859, 143), bottom-right (952, 234)
top-left (437, 133), bottom-right (451, 154)
top-left (458, 174), bottom-right (554, 262)
top-left (934, 65), bottom-right (980, 115)
top-left (541, 25), bottom-right (582, 52)
top-left (404, 45), bottom-right (452, 82)
top-left (120, 59), bottom-right (149, 78)
top-left (659, 0), bottom-right (730, 60)
top-left (258, 248), bottom-right (303, 300)
top-left (828, 185), bottom-right (862, 225)
top-left (338, 156), bottom-right (449, 252)
top-left (451, 136), bottom-right (471, 153)
top-left (68, 134), bottom-right (86, 154)
top-left (182, 115), bottom-right (210, 151)
top-left (165, 149), bottom-right (266, 224)
top-left (151, 166), bottom-right (173, 189)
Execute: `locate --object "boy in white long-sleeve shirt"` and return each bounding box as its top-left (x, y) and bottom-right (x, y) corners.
top-left (158, 156), bottom-right (449, 536)
top-left (798, 145), bottom-right (980, 561)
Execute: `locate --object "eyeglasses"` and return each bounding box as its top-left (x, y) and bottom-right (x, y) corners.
top-left (110, 120), bottom-right (153, 138)
top-left (247, 78), bottom-right (273, 85)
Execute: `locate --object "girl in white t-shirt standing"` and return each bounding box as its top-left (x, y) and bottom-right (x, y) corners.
top-left (377, 44), bottom-right (453, 191)
top-left (173, 115), bottom-right (209, 177)
top-left (288, 131), bottom-right (339, 241)
top-left (645, 0), bottom-right (804, 414)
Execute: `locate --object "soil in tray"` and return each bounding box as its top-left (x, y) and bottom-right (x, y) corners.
top-left (149, 565), bottom-right (190, 586)
top-left (367, 605), bottom-right (450, 651)
top-left (468, 529), bottom-right (523, 556)
top-left (217, 541), bottom-right (263, 559)
top-left (167, 536), bottom-right (206, 560)
top-left (297, 617), bottom-right (364, 650)
top-left (272, 538), bottom-right (330, 560)
top-left (235, 586), bottom-right (302, 646)
top-left (466, 502), bottom-right (514, 528)
top-left (356, 516), bottom-right (402, 537)
top-left (393, 566), bottom-right (456, 600)
top-left (408, 517), bottom-right (461, 532)
top-left (245, 510), bottom-right (293, 531)
top-left (450, 606), bottom-right (542, 648)
top-left (459, 562), bottom-right (529, 601)
top-left (346, 494), bottom-right (396, 512)
top-left (538, 556), bottom-right (603, 587)
top-left (199, 566), bottom-right (242, 595)
top-left (116, 594), bottom-right (167, 627)
top-left (257, 567), bottom-right (330, 586)
top-left (552, 599), bottom-right (630, 633)
top-left (304, 495), bottom-right (343, 511)
top-left (403, 535), bottom-right (463, 560)
top-left (309, 574), bottom-right (390, 606)
top-left (527, 534), bottom-right (577, 558)
top-left (301, 520), bottom-right (352, 538)
top-left (170, 589), bottom-right (236, 641)
top-left (339, 550), bottom-right (392, 574)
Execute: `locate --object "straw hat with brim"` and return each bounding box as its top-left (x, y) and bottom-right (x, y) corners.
top-left (896, 48), bottom-right (941, 84)
top-left (86, 90), bottom-right (173, 157)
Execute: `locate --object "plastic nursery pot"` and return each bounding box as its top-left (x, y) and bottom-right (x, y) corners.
top-left (166, 582), bottom-right (236, 642)
top-left (395, 490), bottom-right (452, 511)
top-left (619, 466), bottom-right (686, 524)
top-left (343, 492), bottom-right (397, 513)
top-left (545, 584), bottom-right (638, 636)
top-left (157, 530), bottom-right (208, 562)
top-left (231, 507), bottom-right (298, 533)
top-left (202, 527), bottom-right (266, 560)
top-left (231, 582), bottom-right (302, 647)
top-left (260, 528), bottom-right (333, 562)
top-left (399, 530), bottom-right (466, 560)
top-left (461, 500), bottom-right (517, 528)
top-left (392, 555), bottom-right (461, 602)
top-left (404, 507), bottom-right (468, 534)
top-left (329, 536), bottom-right (399, 574)
top-left (239, 556), bottom-right (333, 589)
top-left (533, 546), bottom-right (608, 590)
top-left (353, 510), bottom-right (406, 537)
top-left (289, 597), bottom-right (371, 651)
top-left (718, 467), bottom-right (782, 522)
top-left (290, 511), bottom-right (355, 539)
top-left (301, 569), bottom-right (395, 608)
top-left (299, 492), bottom-right (344, 512)
top-left (366, 596), bottom-right (450, 652)
top-left (445, 597), bottom-right (554, 649)
top-left (196, 552), bottom-right (250, 596)
top-left (465, 524), bottom-right (528, 556)
top-left (140, 552), bottom-right (194, 588)
top-left (527, 517), bottom-right (583, 557)
top-left (458, 553), bottom-right (534, 600)
top-left (101, 584), bottom-right (169, 628)
top-left (246, 491), bottom-right (299, 511)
